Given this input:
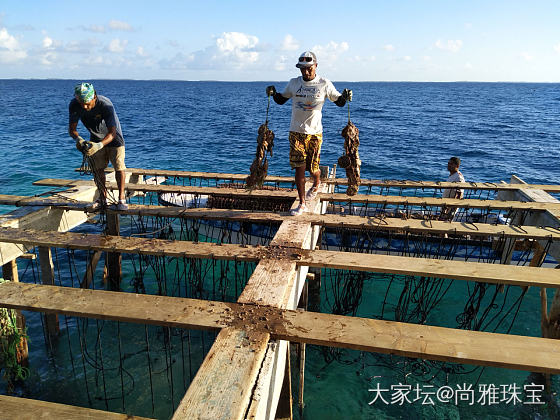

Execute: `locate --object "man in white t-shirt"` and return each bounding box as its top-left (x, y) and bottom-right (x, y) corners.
top-left (266, 51), bottom-right (352, 215)
top-left (441, 156), bottom-right (465, 220)
top-left (443, 157), bottom-right (465, 199)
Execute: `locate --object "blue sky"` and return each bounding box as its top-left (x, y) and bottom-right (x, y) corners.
top-left (1, 0), bottom-right (559, 81)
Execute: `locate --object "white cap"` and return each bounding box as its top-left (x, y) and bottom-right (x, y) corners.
top-left (296, 51), bottom-right (317, 68)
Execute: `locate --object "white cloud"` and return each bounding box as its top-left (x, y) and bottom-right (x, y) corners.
top-left (109, 20), bottom-right (133, 31)
top-left (108, 38), bottom-right (128, 53)
top-left (41, 51), bottom-right (57, 66)
top-left (0, 27), bottom-right (27, 63)
top-left (403, 55), bottom-right (412, 61)
top-left (162, 31), bottom-right (261, 70)
top-left (0, 27), bottom-right (20, 50)
top-left (554, 43), bottom-right (560, 54)
top-left (383, 44), bottom-right (395, 51)
top-left (281, 34), bottom-right (299, 51)
top-left (519, 52), bottom-right (533, 61)
top-left (42, 36), bottom-right (53, 49)
top-left (311, 41), bottom-right (349, 65)
top-left (136, 46), bottom-right (148, 57)
top-left (83, 24), bottom-right (106, 33)
top-left (64, 39), bottom-right (99, 54)
top-left (423, 55), bottom-right (431, 61)
top-left (274, 54), bottom-right (289, 71)
top-left (435, 39), bottom-right (463, 53)
top-left (216, 32), bottom-right (258, 53)
top-left (80, 20), bottom-right (134, 33)
top-left (465, 62), bottom-right (473, 69)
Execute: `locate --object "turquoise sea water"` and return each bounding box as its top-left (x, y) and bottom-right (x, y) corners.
top-left (1, 80), bottom-right (560, 419)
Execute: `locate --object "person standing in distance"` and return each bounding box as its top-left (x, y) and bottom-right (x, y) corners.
top-left (440, 156), bottom-right (465, 221)
top-left (266, 51), bottom-right (352, 216)
top-left (69, 82), bottom-right (128, 211)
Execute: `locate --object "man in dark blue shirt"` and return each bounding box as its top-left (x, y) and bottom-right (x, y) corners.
top-left (69, 83), bottom-right (128, 210)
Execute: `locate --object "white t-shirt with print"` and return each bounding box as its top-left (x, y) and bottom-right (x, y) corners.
top-left (281, 76), bottom-right (341, 134)
top-left (443, 170), bottom-right (465, 198)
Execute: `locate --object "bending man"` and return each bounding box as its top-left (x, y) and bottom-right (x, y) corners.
top-left (266, 51), bottom-right (352, 216)
top-left (68, 82), bottom-right (128, 211)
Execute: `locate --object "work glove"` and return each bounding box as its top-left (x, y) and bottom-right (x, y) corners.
top-left (342, 89), bottom-right (353, 102)
top-left (266, 85), bottom-right (276, 97)
top-left (84, 141), bottom-right (104, 157)
top-left (75, 136), bottom-right (86, 152)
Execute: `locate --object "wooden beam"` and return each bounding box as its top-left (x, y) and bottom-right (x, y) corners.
top-left (32, 178), bottom-right (560, 211)
top-left (4, 199), bottom-right (560, 240)
top-left (1, 227), bottom-right (559, 288)
top-left (2, 282), bottom-right (560, 374)
top-left (0, 395), bottom-right (153, 420)
top-left (106, 212), bottom-right (121, 291)
top-left (38, 246), bottom-right (59, 337)
top-left (94, 168), bottom-right (560, 192)
top-left (80, 250), bottom-right (103, 289)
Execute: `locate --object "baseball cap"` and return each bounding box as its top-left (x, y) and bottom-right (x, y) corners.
top-left (296, 51), bottom-right (317, 68)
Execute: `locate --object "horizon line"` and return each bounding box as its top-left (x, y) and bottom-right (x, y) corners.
top-left (1, 78), bottom-right (559, 84)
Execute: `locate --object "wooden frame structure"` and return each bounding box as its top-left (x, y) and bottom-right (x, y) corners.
top-left (1, 169), bottom-right (560, 419)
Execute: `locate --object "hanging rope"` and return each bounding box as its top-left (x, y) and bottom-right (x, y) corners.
top-left (77, 143), bottom-right (119, 209)
top-left (337, 100), bottom-right (361, 196)
top-left (246, 95), bottom-right (275, 189)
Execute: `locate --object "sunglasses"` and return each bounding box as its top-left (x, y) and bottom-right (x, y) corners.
top-left (299, 56), bottom-right (313, 62)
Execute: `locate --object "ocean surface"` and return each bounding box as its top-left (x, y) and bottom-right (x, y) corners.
top-left (1, 80), bottom-right (560, 419)
top-left (1, 80), bottom-right (560, 203)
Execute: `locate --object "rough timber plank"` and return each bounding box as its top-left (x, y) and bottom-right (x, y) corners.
top-left (32, 178), bottom-right (560, 211)
top-left (1, 227), bottom-right (559, 288)
top-left (97, 168), bottom-right (560, 192)
top-left (6, 200), bottom-right (560, 241)
top-left (0, 395), bottom-right (153, 420)
top-left (299, 250), bottom-right (560, 288)
top-left (172, 328), bottom-right (270, 420)
top-left (2, 282), bottom-right (560, 375)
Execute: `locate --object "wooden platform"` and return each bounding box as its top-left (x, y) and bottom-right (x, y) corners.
top-left (0, 226), bottom-right (558, 287)
top-left (2, 282), bottom-right (559, 375)
top-left (0, 395), bottom-right (153, 420)
top-left (3, 170), bottom-right (560, 420)
top-left (32, 178), bottom-right (560, 211)
top-left (2, 196), bottom-right (560, 241)
top-left (96, 167), bottom-right (560, 192)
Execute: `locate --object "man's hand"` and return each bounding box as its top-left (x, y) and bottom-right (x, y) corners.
top-left (266, 85), bottom-right (276, 97)
top-left (342, 89), bottom-right (353, 102)
top-left (75, 136), bottom-right (86, 152)
top-left (84, 141), bottom-right (104, 157)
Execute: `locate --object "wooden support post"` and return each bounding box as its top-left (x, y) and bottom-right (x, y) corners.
top-left (296, 279), bottom-right (310, 416)
top-left (38, 247), bottom-right (59, 338)
top-left (2, 259), bottom-right (28, 368)
top-left (106, 213), bottom-right (122, 291)
top-left (80, 251), bottom-right (103, 289)
top-left (275, 343), bottom-right (293, 420)
top-left (2, 260), bottom-right (19, 283)
top-left (308, 269), bottom-right (321, 313)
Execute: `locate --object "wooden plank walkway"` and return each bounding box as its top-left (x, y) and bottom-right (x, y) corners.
top-left (96, 167), bottom-right (560, 192)
top-left (1, 282), bottom-right (559, 375)
top-left (0, 395), bottom-right (153, 420)
top-left (0, 227), bottom-right (559, 287)
top-left (2, 196), bottom-right (560, 240)
top-left (32, 178), bottom-right (560, 211)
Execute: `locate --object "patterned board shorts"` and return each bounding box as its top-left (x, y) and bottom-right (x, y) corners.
top-left (289, 131), bottom-right (323, 174)
top-left (91, 146), bottom-right (126, 171)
